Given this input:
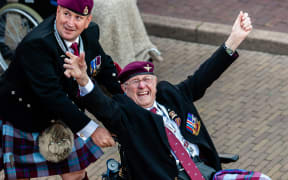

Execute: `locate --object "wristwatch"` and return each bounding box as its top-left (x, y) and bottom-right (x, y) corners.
top-left (223, 44), bottom-right (234, 56)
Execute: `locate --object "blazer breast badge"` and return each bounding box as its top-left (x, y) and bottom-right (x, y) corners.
top-left (90, 55), bottom-right (101, 77)
top-left (186, 113), bottom-right (201, 136)
top-left (167, 109), bottom-right (181, 127)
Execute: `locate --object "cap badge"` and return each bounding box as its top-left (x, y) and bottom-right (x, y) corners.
top-left (144, 64), bottom-right (152, 72)
top-left (83, 6), bottom-right (89, 15)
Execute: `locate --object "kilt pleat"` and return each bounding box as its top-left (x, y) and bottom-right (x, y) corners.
top-left (0, 119), bottom-right (103, 179)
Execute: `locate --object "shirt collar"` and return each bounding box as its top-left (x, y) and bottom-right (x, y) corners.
top-left (146, 101), bottom-right (157, 111)
top-left (65, 36), bottom-right (80, 48)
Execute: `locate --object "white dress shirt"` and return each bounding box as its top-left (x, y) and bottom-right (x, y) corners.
top-left (147, 101), bottom-right (200, 158)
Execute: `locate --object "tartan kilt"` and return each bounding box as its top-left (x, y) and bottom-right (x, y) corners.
top-left (213, 169), bottom-right (271, 180)
top-left (0, 119), bottom-right (104, 179)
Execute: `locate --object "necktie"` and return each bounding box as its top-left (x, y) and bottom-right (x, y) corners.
top-left (70, 42), bottom-right (79, 56)
top-left (150, 107), bottom-right (157, 114)
top-left (150, 107), bottom-right (204, 180)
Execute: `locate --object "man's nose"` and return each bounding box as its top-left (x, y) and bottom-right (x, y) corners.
top-left (67, 17), bottom-right (75, 27)
top-left (138, 80), bottom-right (146, 88)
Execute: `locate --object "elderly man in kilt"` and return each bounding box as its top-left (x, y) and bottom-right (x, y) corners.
top-left (0, 0), bottom-right (121, 179)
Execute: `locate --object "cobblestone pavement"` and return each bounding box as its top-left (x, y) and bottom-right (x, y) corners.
top-left (138, 0), bottom-right (288, 34)
top-left (23, 35), bottom-right (288, 179)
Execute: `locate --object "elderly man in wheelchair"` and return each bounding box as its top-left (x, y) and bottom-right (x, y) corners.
top-left (63, 9), bottom-right (271, 180)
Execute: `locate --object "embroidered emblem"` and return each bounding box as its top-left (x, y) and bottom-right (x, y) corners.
top-left (169, 111), bottom-right (177, 119)
top-left (186, 113), bottom-right (201, 136)
top-left (90, 56), bottom-right (101, 77)
top-left (168, 110), bottom-right (181, 127)
top-left (83, 6), bottom-right (89, 15)
top-left (144, 64), bottom-right (152, 72)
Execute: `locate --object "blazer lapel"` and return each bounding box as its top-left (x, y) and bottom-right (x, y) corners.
top-left (151, 113), bottom-right (170, 149)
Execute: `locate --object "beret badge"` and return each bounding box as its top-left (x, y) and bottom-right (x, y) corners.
top-left (83, 6), bottom-right (89, 15)
top-left (144, 64), bottom-right (152, 72)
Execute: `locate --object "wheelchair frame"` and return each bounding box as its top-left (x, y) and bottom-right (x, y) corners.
top-left (0, 0), bottom-right (43, 73)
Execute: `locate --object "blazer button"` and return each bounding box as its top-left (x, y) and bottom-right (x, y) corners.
top-left (11, 91), bottom-right (16, 95)
top-left (112, 72), bottom-right (116, 77)
top-left (174, 177), bottom-right (178, 180)
top-left (27, 104), bottom-right (31, 108)
top-left (51, 120), bottom-right (55, 123)
top-left (72, 101), bottom-right (75, 104)
top-left (18, 98), bottom-right (23, 102)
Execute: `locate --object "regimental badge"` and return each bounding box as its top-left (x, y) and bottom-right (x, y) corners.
top-left (90, 56), bottom-right (101, 77)
top-left (186, 113), bottom-right (201, 136)
top-left (168, 109), bottom-right (181, 127)
top-left (144, 64), bottom-right (152, 72)
top-left (83, 6), bottom-right (89, 15)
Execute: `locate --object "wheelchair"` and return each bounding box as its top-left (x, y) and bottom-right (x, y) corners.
top-left (102, 142), bottom-right (239, 180)
top-left (0, 0), bottom-right (56, 73)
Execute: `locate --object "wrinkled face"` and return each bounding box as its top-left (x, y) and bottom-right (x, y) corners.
top-left (56, 6), bottom-right (92, 42)
top-left (121, 74), bottom-right (157, 108)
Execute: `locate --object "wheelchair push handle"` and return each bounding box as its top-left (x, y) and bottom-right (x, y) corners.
top-left (102, 158), bottom-right (121, 180)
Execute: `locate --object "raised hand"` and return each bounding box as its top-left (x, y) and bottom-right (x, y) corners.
top-left (225, 11), bottom-right (253, 51)
top-left (63, 51), bottom-right (89, 86)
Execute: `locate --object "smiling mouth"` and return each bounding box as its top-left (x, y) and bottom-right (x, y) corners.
top-left (138, 91), bottom-right (149, 96)
top-left (64, 26), bottom-right (75, 33)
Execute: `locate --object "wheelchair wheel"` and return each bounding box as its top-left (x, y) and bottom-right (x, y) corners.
top-left (0, 3), bottom-right (43, 73)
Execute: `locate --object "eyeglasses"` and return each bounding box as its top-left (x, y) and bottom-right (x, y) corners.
top-left (125, 75), bottom-right (155, 87)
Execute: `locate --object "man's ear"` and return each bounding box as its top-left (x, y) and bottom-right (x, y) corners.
top-left (85, 15), bottom-right (92, 29)
top-left (121, 84), bottom-right (126, 93)
top-left (56, 6), bottom-right (61, 16)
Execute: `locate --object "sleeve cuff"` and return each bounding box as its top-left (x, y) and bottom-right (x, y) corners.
top-left (222, 43), bottom-right (239, 59)
top-left (77, 120), bottom-right (99, 141)
top-left (79, 78), bottom-right (94, 96)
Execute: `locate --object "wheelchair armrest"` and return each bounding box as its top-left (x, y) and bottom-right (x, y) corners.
top-left (219, 153), bottom-right (239, 164)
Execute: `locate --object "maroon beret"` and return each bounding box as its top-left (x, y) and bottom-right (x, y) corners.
top-left (118, 61), bottom-right (154, 83)
top-left (57, 0), bottom-right (93, 16)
